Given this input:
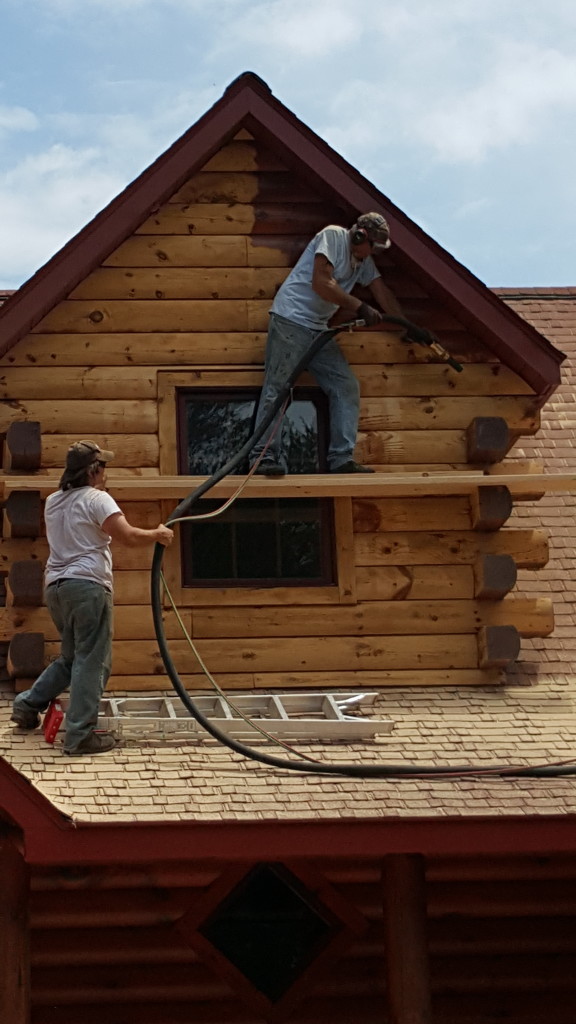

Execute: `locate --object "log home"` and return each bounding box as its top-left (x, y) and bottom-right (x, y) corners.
top-left (1, 76), bottom-right (575, 1024)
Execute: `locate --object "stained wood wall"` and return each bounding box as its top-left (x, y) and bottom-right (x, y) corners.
top-left (0, 129), bottom-right (554, 692)
top-left (26, 852), bottom-right (576, 1024)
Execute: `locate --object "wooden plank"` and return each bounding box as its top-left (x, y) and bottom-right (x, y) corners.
top-left (46, 634), bottom-right (481, 675)
top-left (172, 171), bottom-right (320, 204)
top-left (359, 396), bottom-right (539, 432)
top-left (112, 571), bottom-right (152, 604)
top-left (339, 330), bottom-right (492, 366)
top-left (105, 673), bottom-right (256, 691)
top-left (356, 429), bottom-right (467, 464)
top-left (354, 530), bottom-right (549, 568)
top-left (250, 668), bottom-right (505, 688)
top-left (353, 363), bottom-right (535, 396)
top-left (353, 496), bottom-right (471, 533)
top-left (1, 472), bottom-right (570, 502)
top-left (40, 434), bottom-right (159, 468)
top-left (0, 605), bottom-right (189, 641)
top-left (163, 584), bottom-right (355, 609)
top-left (201, 141), bottom-right (288, 171)
top-left (0, 400), bottom-right (157, 434)
top-left (102, 233), bottom-right (308, 268)
top-left (190, 599), bottom-right (553, 640)
top-left (2, 332), bottom-right (267, 366)
top-left (135, 202), bottom-right (339, 236)
top-left (356, 565), bottom-right (474, 601)
top-left (43, 666), bottom-right (507, 692)
top-left (0, 366), bottom-right (158, 400)
top-left (0, 538), bottom-right (154, 573)
top-left (0, 538), bottom-right (48, 569)
top-left (116, 501), bottom-right (163, 528)
top-left (68, 267), bottom-right (289, 301)
top-left (104, 234), bottom-right (249, 267)
top-left (4, 327), bottom-right (508, 370)
top-left (32, 299), bottom-right (270, 333)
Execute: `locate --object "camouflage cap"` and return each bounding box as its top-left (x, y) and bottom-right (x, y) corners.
top-left (65, 440), bottom-right (115, 471)
top-left (355, 212), bottom-right (391, 250)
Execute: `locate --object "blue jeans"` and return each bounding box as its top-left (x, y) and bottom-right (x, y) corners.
top-left (251, 314), bottom-right (360, 470)
top-left (13, 578), bottom-right (113, 751)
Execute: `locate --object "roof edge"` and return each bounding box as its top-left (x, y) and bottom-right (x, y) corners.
top-left (0, 72), bottom-right (565, 400)
top-left (19, 811), bottom-right (576, 865)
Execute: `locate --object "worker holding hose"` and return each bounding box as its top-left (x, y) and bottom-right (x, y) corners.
top-left (250, 212), bottom-right (403, 476)
top-left (11, 441), bottom-right (174, 756)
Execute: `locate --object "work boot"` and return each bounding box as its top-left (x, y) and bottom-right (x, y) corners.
top-left (11, 701), bottom-right (42, 730)
top-left (253, 460), bottom-right (286, 477)
top-left (64, 731), bottom-right (116, 756)
top-left (330, 460), bottom-right (375, 473)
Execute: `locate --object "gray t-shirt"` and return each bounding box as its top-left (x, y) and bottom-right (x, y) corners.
top-left (44, 486), bottom-right (122, 591)
top-left (270, 224), bottom-right (380, 330)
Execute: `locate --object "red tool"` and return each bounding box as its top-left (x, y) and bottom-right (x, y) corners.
top-left (43, 701), bottom-right (64, 743)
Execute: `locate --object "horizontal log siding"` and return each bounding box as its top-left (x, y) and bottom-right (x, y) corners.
top-left (26, 851), bottom-right (576, 1024)
top-left (0, 136), bottom-right (551, 690)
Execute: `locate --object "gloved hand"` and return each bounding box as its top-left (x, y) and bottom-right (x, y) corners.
top-left (357, 302), bottom-right (382, 327)
top-left (401, 324), bottom-right (438, 346)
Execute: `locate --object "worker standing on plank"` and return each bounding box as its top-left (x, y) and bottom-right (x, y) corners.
top-left (11, 440), bottom-right (173, 755)
top-left (250, 212), bottom-right (403, 476)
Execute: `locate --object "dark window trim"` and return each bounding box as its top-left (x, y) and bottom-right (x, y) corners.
top-left (177, 386), bottom-right (335, 589)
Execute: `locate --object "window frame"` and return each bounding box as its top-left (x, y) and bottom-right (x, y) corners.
top-left (177, 384), bottom-right (334, 588)
top-left (158, 371), bottom-right (357, 607)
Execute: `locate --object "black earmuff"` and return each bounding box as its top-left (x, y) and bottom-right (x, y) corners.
top-left (351, 226), bottom-right (369, 245)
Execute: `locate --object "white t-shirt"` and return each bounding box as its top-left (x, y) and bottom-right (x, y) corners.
top-left (44, 486), bottom-right (122, 591)
top-left (271, 225), bottom-right (380, 330)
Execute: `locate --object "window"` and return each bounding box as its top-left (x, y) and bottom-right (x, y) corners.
top-left (157, 370), bottom-right (356, 608)
top-left (177, 388), bottom-right (335, 587)
top-left (199, 863), bottom-right (337, 1002)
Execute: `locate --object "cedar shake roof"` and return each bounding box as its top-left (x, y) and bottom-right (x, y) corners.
top-left (1, 284), bottom-right (576, 838)
top-left (0, 73), bottom-right (564, 401)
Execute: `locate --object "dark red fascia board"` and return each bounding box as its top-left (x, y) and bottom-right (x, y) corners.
top-left (0, 71), bottom-right (564, 401)
top-left (0, 757), bottom-right (72, 836)
top-left (16, 812), bottom-right (576, 866)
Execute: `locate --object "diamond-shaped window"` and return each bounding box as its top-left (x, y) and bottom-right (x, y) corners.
top-left (199, 863), bottom-right (337, 1002)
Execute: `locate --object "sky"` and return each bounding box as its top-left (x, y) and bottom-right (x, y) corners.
top-left (1, 0), bottom-right (575, 291)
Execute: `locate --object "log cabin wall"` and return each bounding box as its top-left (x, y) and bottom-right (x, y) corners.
top-left (0, 130), bottom-right (554, 693)
top-left (27, 851), bottom-right (576, 1024)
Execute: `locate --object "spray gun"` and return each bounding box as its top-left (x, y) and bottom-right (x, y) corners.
top-left (355, 311), bottom-right (463, 372)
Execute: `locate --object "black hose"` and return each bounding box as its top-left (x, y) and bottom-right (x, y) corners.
top-left (151, 321), bottom-right (575, 778)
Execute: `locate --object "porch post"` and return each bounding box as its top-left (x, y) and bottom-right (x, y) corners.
top-left (382, 853), bottom-right (432, 1024)
top-left (0, 829), bottom-right (30, 1024)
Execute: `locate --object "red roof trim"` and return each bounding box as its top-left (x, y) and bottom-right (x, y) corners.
top-left (17, 811), bottom-right (576, 866)
top-left (0, 72), bottom-right (564, 400)
top-left (0, 757), bottom-right (72, 837)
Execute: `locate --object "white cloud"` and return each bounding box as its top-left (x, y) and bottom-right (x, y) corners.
top-left (414, 44), bottom-right (576, 162)
top-left (0, 105), bottom-right (38, 134)
top-left (224, 0), bottom-right (361, 56)
top-left (0, 144), bottom-right (123, 287)
top-left (2, 0), bottom-right (575, 286)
